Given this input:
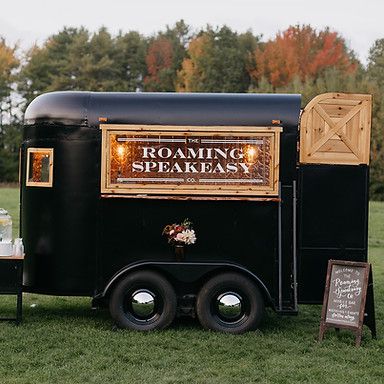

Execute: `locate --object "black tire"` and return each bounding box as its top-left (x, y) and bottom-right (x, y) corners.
top-left (196, 272), bottom-right (264, 334)
top-left (109, 270), bottom-right (177, 331)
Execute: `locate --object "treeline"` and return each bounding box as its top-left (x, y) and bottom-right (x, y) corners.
top-left (0, 21), bottom-right (384, 198)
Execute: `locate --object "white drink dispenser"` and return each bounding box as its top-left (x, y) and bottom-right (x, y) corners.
top-left (0, 208), bottom-right (13, 256)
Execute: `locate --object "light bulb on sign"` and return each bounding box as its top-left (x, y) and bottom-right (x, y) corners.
top-left (244, 145), bottom-right (258, 163)
top-left (117, 145), bottom-right (125, 159)
top-left (115, 144), bottom-right (126, 178)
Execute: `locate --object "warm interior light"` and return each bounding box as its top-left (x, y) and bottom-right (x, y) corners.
top-left (248, 147), bottom-right (256, 157)
top-left (111, 140), bottom-right (130, 180)
top-left (244, 145), bottom-right (258, 163)
top-left (117, 145), bottom-right (125, 159)
top-left (31, 152), bottom-right (50, 182)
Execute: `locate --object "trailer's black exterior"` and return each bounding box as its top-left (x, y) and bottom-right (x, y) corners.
top-left (20, 91), bottom-right (370, 332)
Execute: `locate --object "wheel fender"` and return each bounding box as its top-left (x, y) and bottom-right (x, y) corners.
top-left (100, 261), bottom-right (273, 307)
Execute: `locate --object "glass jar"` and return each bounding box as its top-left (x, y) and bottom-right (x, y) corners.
top-left (13, 238), bottom-right (24, 256)
top-left (0, 208), bottom-right (12, 242)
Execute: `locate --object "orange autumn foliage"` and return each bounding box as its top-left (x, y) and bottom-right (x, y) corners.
top-left (177, 35), bottom-right (210, 92)
top-left (144, 37), bottom-right (173, 86)
top-left (252, 25), bottom-right (357, 88)
top-left (0, 38), bottom-right (18, 90)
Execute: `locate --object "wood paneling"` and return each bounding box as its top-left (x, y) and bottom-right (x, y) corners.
top-left (300, 93), bottom-right (372, 165)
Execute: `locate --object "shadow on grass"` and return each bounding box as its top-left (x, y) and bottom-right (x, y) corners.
top-left (0, 292), bottom-right (325, 337)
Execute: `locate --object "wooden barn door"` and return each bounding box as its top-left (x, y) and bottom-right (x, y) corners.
top-left (300, 93), bottom-right (372, 165)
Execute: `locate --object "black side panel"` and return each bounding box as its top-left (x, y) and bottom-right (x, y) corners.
top-left (21, 135), bottom-right (100, 295)
top-left (298, 165), bottom-right (369, 303)
top-left (280, 132), bottom-right (298, 184)
top-left (99, 198), bottom-right (279, 302)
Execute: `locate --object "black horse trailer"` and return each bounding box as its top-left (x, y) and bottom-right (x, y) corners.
top-left (20, 91), bottom-right (372, 333)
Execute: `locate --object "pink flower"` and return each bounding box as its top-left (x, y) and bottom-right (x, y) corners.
top-left (176, 233), bottom-right (184, 242)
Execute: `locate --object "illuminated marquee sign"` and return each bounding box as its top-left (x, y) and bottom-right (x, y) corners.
top-left (101, 125), bottom-right (281, 196)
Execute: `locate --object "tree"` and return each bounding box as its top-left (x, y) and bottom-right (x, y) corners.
top-left (367, 39), bottom-right (384, 88)
top-left (367, 39), bottom-right (384, 200)
top-left (19, 27), bottom-right (148, 105)
top-left (18, 27), bottom-right (90, 105)
top-left (176, 34), bottom-right (209, 92)
top-left (144, 20), bottom-right (190, 91)
top-left (0, 37), bottom-right (20, 182)
top-left (144, 37), bottom-right (175, 91)
top-left (0, 37), bottom-right (19, 123)
top-left (177, 26), bottom-right (259, 92)
top-left (161, 20), bottom-right (191, 71)
top-left (115, 31), bottom-right (147, 92)
top-left (70, 27), bottom-right (118, 91)
top-left (251, 25), bottom-right (357, 89)
top-left (0, 38), bottom-right (18, 104)
top-left (253, 67), bottom-right (364, 106)
top-left (0, 123), bottom-right (22, 182)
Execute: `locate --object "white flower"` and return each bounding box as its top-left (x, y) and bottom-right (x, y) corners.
top-left (180, 229), bottom-right (196, 245)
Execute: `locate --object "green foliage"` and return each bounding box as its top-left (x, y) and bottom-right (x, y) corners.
top-left (0, 38), bottom-right (21, 183)
top-left (18, 27), bottom-right (148, 105)
top-left (177, 26), bottom-right (259, 92)
top-left (0, 188), bottom-right (383, 384)
top-left (0, 37), bottom-right (19, 101)
top-left (144, 21), bottom-right (189, 91)
top-left (114, 31), bottom-right (147, 92)
top-left (198, 26), bottom-right (251, 92)
top-left (161, 20), bottom-right (191, 73)
top-left (367, 39), bottom-right (384, 200)
top-left (369, 201), bottom-right (384, 247)
top-left (253, 67), bottom-right (366, 106)
top-left (0, 124), bottom-right (22, 182)
top-left (18, 27), bottom-right (88, 105)
top-left (367, 39), bottom-right (384, 88)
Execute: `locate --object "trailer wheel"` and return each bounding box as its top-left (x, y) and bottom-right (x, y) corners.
top-left (196, 272), bottom-right (264, 334)
top-left (109, 270), bottom-right (177, 331)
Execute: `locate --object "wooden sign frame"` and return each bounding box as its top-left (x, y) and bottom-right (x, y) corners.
top-left (100, 124), bottom-right (282, 197)
top-left (319, 260), bottom-right (376, 347)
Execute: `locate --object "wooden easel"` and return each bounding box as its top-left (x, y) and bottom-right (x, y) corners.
top-left (319, 260), bottom-right (376, 347)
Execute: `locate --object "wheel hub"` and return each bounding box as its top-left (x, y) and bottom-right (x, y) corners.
top-left (216, 292), bottom-right (243, 321)
top-left (131, 290), bottom-right (156, 319)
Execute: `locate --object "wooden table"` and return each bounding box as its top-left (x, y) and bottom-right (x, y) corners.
top-left (0, 256), bottom-right (24, 324)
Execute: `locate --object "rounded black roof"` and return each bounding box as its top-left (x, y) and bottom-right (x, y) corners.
top-left (24, 91), bottom-right (301, 130)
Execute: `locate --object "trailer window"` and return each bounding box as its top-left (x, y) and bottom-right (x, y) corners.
top-left (26, 148), bottom-right (54, 187)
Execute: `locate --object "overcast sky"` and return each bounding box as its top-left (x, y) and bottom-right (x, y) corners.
top-left (1, 0), bottom-right (384, 65)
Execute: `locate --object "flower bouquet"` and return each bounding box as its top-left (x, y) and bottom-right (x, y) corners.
top-left (162, 218), bottom-right (196, 245)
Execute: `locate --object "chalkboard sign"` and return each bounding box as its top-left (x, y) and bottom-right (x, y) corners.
top-left (319, 260), bottom-right (373, 346)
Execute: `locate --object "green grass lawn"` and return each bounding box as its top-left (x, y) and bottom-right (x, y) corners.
top-left (0, 188), bottom-right (383, 384)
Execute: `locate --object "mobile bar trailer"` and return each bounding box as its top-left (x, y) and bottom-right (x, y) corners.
top-left (19, 91), bottom-right (372, 333)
